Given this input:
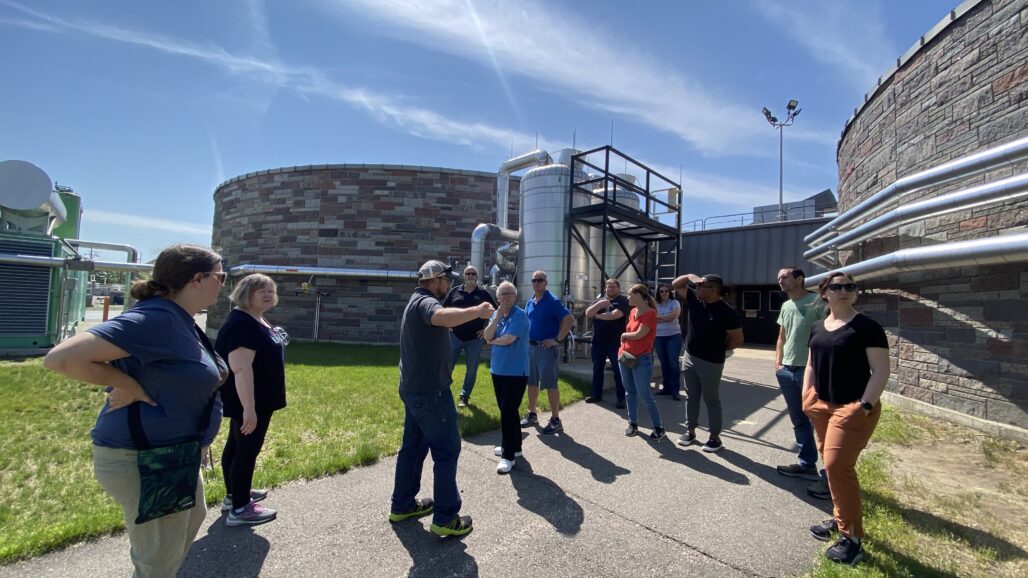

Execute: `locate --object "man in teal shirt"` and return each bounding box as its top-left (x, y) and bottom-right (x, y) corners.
top-left (774, 266), bottom-right (829, 499)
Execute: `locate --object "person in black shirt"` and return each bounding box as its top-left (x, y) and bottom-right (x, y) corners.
top-left (584, 278), bottom-right (629, 408)
top-left (442, 265), bottom-right (498, 407)
top-left (671, 273), bottom-right (743, 452)
top-left (802, 271), bottom-right (890, 566)
top-left (216, 273), bottom-right (287, 527)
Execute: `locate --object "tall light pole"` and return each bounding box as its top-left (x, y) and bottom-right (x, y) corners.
top-left (762, 100), bottom-right (801, 222)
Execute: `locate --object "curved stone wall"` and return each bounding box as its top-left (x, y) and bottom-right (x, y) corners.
top-left (835, 0), bottom-right (1028, 430)
top-left (210, 164), bottom-right (519, 343)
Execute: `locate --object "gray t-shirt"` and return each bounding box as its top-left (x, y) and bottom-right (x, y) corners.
top-left (398, 288), bottom-right (452, 393)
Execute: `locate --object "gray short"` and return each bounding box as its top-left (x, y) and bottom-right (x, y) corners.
top-left (528, 344), bottom-right (560, 390)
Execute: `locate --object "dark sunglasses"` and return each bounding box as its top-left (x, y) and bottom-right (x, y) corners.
top-left (465, 272), bottom-right (478, 277)
top-left (203, 271), bottom-right (227, 285)
top-left (827, 283), bottom-right (857, 292)
top-left (531, 278), bottom-right (546, 283)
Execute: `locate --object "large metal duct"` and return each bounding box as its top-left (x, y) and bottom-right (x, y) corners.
top-left (67, 240), bottom-right (141, 264)
top-left (805, 232), bottom-right (1028, 287)
top-left (229, 263), bottom-right (417, 280)
top-left (806, 134), bottom-right (1028, 247)
top-left (805, 173), bottom-right (1028, 265)
top-left (496, 149), bottom-right (551, 229)
top-left (470, 223), bottom-right (519, 282)
top-left (0, 253), bottom-right (152, 274)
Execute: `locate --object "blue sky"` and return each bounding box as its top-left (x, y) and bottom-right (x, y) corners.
top-left (0, 0), bottom-right (959, 262)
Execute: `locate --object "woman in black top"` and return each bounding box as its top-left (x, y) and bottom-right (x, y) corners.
top-left (215, 273), bottom-right (288, 527)
top-left (802, 271), bottom-right (890, 566)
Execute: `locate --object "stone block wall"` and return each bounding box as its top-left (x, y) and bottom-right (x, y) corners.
top-left (209, 164), bottom-right (520, 343)
top-left (835, 0), bottom-right (1028, 429)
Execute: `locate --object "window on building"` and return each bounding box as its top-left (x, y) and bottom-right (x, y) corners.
top-left (769, 291), bottom-right (786, 312)
top-left (742, 291), bottom-right (761, 311)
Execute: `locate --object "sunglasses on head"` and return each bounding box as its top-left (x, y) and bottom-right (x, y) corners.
top-left (827, 283), bottom-right (857, 292)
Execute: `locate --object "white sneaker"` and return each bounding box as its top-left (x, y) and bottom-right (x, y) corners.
top-left (496, 458), bottom-right (515, 474)
top-left (493, 446), bottom-right (522, 457)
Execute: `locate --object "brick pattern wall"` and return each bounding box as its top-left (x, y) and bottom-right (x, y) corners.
top-left (210, 165), bottom-right (520, 343)
top-left (836, 0), bottom-right (1028, 429)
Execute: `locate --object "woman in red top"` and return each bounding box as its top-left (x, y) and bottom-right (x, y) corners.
top-left (619, 284), bottom-right (665, 440)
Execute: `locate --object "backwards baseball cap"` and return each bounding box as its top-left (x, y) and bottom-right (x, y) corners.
top-left (418, 260), bottom-right (458, 280)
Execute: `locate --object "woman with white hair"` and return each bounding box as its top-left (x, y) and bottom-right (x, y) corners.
top-left (215, 273), bottom-right (288, 526)
top-left (483, 281), bottom-right (530, 474)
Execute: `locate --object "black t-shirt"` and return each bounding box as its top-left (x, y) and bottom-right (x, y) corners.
top-left (215, 309), bottom-right (287, 418)
top-left (684, 289), bottom-right (742, 364)
top-left (442, 284), bottom-right (498, 341)
top-left (399, 289), bottom-right (451, 393)
top-left (808, 313), bottom-right (889, 404)
top-left (591, 295), bottom-right (630, 345)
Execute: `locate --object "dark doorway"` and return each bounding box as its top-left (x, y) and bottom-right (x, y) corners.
top-left (731, 284), bottom-right (783, 345)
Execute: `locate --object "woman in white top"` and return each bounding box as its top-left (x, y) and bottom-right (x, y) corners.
top-left (653, 284), bottom-right (683, 400)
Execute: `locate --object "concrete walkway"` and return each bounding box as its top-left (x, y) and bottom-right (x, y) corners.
top-left (1, 348), bottom-right (832, 577)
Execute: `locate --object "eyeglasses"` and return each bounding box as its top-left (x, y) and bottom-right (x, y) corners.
top-left (498, 292), bottom-right (516, 297)
top-left (204, 271), bottom-right (227, 285)
top-left (658, 289), bottom-right (670, 293)
top-left (465, 272), bottom-right (478, 277)
top-left (531, 278), bottom-right (546, 283)
top-left (827, 283), bottom-right (857, 292)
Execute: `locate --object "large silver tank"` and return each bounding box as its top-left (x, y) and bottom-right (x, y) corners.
top-left (518, 163), bottom-right (593, 314)
top-left (602, 173), bottom-right (642, 289)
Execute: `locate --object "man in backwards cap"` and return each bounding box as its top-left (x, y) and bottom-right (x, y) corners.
top-left (388, 260), bottom-right (494, 538)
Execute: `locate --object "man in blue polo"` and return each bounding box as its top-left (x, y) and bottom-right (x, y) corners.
top-left (520, 270), bottom-right (574, 435)
top-left (389, 260), bottom-right (494, 538)
top-left (443, 265), bottom-right (497, 408)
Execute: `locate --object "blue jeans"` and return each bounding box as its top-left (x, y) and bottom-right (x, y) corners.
top-left (591, 341), bottom-right (626, 401)
top-left (653, 334), bottom-right (683, 395)
top-left (776, 365), bottom-right (818, 468)
top-left (620, 353), bottom-right (662, 428)
top-left (450, 333), bottom-right (485, 398)
top-left (391, 389), bottom-right (462, 526)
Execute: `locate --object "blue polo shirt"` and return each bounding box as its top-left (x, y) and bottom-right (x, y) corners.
top-left (88, 298), bottom-right (225, 449)
top-left (488, 306), bottom-right (530, 376)
top-left (526, 290), bottom-right (571, 341)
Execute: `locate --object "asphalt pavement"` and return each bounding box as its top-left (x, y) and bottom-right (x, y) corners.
top-left (0, 347), bottom-right (832, 577)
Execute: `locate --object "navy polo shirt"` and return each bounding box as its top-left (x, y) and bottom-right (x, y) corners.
top-left (442, 284), bottom-right (498, 341)
top-left (88, 298), bottom-right (224, 449)
top-left (398, 288), bottom-right (452, 393)
top-left (526, 290), bottom-right (571, 341)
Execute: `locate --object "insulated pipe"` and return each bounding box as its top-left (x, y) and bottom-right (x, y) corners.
top-left (470, 223), bottom-right (519, 282)
top-left (496, 149), bottom-right (551, 229)
top-left (0, 253), bottom-right (65, 268)
top-left (805, 173), bottom-right (1028, 261)
top-left (0, 253), bottom-right (152, 273)
top-left (806, 135), bottom-right (1028, 247)
top-left (229, 263), bottom-right (418, 280)
top-left (805, 232), bottom-right (1028, 287)
top-left (67, 240), bottom-right (141, 263)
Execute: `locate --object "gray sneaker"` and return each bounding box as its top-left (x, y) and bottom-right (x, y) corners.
top-left (519, 412), bottom-right (538, 428)
top-left (226, 501), bottom-right (277, 527)
top-left (221, 489), bottom-right (269, 512)
top-left (541, 417), bottom-right (563, 435)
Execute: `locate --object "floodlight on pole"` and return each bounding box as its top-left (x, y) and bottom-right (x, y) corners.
top-left (762, 100), bottom-right (801, 222)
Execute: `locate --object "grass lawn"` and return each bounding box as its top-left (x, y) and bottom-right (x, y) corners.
top-left (805, 406), bottom-right (1028, 578)
top-left (0, 342), bottom-right (588, 564)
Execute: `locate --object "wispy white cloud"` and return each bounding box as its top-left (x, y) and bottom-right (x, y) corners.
top-left (755, 0), bottom-right (897, 91)
top-left (205, 125), bottom-right (226, 185)
top-left (325, 0), bottom-right (837, 154)
top-left (0, 14), bottom-right (55, 31)
top-left (87, 210), bottom-right (212, 236)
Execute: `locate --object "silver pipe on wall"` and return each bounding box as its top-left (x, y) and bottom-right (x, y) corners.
top-left (0, 253), bottom-right (65, 268)
top-left (229, 263), bottom-right (417, 280)
top-left (805, 173), bottom-right (1028, 261)
top-left (496, 149), bottom-right (551, 229)
top-left (805, 232), bottom-right (1028, 287)
top-left (66, 239), bottom-right (141, 263)
top-left (470, 223), bottom-right (519, 281)
top-left (805, 135), bottom-right (1028, 247)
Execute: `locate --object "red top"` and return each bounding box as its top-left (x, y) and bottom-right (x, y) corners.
top-left (619, 308), bottom-right (657, 357)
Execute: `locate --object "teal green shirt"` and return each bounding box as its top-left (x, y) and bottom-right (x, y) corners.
top-left (777, 292), bottom-right (825, 367)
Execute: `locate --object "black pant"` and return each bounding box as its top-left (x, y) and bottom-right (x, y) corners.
top-left (222, 413), bottom-right (273, 510)
top-left (492, 373), bottom-right (528, 460)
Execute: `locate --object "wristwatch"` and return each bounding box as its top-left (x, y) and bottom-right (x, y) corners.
top-left (860, 400), bottom-right (875, 412)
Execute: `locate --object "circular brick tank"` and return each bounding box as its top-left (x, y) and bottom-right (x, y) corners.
top-left (210, 164), bottom-right (518, 343)
top-left (835, 0), bottom-right (1028, 431)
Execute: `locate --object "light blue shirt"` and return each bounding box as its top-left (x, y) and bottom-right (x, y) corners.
top-left (488, 306), bottom-right (530, 376)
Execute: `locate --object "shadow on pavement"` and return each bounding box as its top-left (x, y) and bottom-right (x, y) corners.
top-left (716, 448), bottom-right (833, 514)
top-left (652, 440), bottom-right (749, 484)
top-left (179, 515), bottom-right (270, 577)
top-left (536, 431), bottom-right (631, 483)
top-left (391, 520), bottom-right (479, 577)
top-left (509, 457), bottom-right (584, 535)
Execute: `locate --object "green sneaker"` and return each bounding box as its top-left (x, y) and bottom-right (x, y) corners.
top-left (430, 515), bottom-right (474, 537)
top-left (389, 498), bottom-right (434, 523)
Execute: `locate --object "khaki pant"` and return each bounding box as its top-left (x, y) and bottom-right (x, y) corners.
top-left (92, 445), bottom-right (207, 578)
top-left (802, 390), bottom-right (880, 539)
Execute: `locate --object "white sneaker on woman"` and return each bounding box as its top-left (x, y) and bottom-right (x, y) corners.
top-left (493, 446), bottom-right (522, 457)
top-left (496, 458), bottom-right (515, 474)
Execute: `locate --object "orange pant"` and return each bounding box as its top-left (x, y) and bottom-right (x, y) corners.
top-left (802, 388), bottom-right (880, 538)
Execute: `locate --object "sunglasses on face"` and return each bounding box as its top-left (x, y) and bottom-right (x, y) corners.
top-left (827, 283), bottom-right (857, 292)
top-left (204, 271), bottom-right (227, 285)
top-left (465, 272), bottom-right (478, 277)
top-left (531, 278), bottom-right (546, 283)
